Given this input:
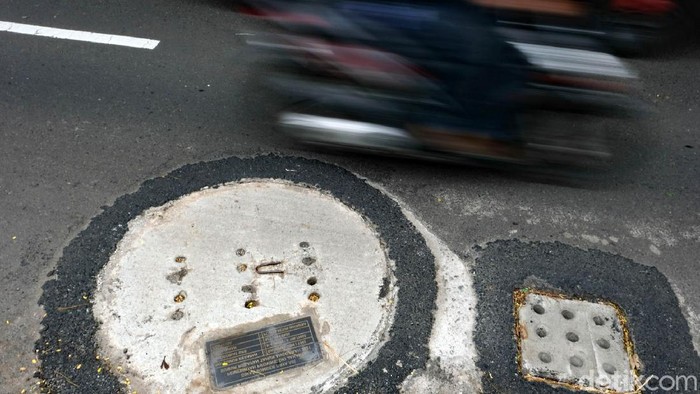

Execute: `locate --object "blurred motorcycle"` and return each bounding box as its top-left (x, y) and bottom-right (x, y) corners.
top-left (237, 0), bottom-right (641, 176)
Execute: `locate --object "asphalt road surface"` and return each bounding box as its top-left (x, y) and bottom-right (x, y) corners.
top-left (1, 0), bottom-right (698, 392)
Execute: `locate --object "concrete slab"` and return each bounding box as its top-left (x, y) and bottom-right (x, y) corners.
top-left (472, 240), bottom-right (700, 393)
top-left (93, 180), bottom-right (396, 393)
top-left (36, 156), bottom-right (437, 393)
top-left (517, 291), bottom-right (635, 392)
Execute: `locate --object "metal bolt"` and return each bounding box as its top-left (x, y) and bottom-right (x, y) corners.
top-left (174, 291), bottom-right (186, 303)
top-left (237, 264), bottom-right (248, 273)
top-left (236, 248), bottom-right (246, 256)
top-left (299, 242), bottom-right (309, 248)
top-left (175, 256), bottom-right (186, 263)
top-left (308, 292), bottom-right (320, 302)
top-left (244, 300), bottom-right (259, 309)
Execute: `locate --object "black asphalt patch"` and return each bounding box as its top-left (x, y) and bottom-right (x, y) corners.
top-left (472, 240), bottom-right (700, 393)
top-left (37, 155), bottom-right (437, 393)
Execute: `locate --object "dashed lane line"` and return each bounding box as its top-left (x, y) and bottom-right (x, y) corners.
top-left (0, 21), bottom-right (159, 49)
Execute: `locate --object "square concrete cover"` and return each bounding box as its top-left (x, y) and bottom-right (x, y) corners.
top-left (516, 291), bottom-right (637, 392)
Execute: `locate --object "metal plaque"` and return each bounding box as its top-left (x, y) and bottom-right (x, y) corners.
top-left (206, 316), bottom-right (323, 389)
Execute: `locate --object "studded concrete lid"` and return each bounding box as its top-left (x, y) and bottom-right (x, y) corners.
top-left (515, 290), bottom-right (638, 393)
top-left (92, 180), bottom-right (396, 393)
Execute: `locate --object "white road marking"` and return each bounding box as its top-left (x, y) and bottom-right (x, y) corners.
top-left (0, 21), bottom-right (159, 49)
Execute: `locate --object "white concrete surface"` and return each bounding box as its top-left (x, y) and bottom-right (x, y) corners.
top-left (365, 183), bottom-right (481, 394)
top-left (93, 180), bottom-right (396, 393)
top-left (519, 293), bottom-right (635, 392)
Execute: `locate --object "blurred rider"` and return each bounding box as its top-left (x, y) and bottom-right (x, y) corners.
top-left (337, 0), bottom-right (529, 156)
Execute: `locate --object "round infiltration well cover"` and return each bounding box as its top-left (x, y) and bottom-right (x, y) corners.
top-left (93, 180), bottom-right (397, 393)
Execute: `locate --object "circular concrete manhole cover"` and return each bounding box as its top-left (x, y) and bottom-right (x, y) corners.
top-left (37, 156), bottom-right (436, 393)
top-left (93, 180), bottom-right (395, 392)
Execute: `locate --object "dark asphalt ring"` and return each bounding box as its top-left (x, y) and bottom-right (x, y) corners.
top-left (37, 155), bottom-right (437, 393)
top-left (472, 240), bottom-right (700, 393)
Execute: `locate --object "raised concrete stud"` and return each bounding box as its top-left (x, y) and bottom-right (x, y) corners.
top-left (515, 290), bottom-right (638, 393)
